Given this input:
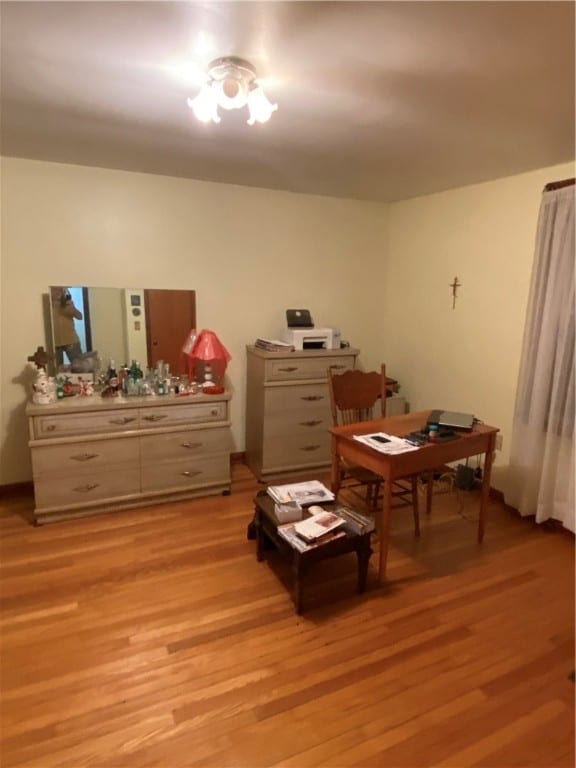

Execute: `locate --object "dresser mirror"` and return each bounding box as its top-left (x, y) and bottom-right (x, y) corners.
top-left (48, 286), bottom-right (196, 376)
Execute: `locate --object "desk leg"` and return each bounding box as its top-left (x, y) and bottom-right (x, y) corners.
top-left (479, 435), bottom-right (496, 543)
top-left (378, 479), bottom-right (393, 581)
top-left (330, 435), bottom-right (341, 496)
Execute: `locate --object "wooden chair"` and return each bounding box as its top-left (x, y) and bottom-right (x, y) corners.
top-left (327, 364), bottom-right (420, 535)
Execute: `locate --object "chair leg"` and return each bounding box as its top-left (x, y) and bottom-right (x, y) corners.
top-left (411, 477), bottom-right (420, 537)
top-left (372, 481), bottom-right (382, 509)
top-left (364, 484), bottom-right (373, 506)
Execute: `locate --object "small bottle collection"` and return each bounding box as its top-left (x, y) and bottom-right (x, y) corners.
top-left (99, 359), bottom-right (210, 398)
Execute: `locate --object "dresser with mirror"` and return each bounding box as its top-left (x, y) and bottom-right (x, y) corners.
top-left (27, 284), bottom-right (233, 524)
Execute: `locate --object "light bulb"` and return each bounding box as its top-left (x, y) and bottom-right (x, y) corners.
top-left (214, 76), bottom-right (249, 110)
top-left (247, 85), bottom-right (278, 125)
top-left (187, 83), bottom-right (220, 124)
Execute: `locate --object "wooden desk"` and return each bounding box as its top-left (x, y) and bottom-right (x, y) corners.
top-left (329, 410), bottom-right (499, 581)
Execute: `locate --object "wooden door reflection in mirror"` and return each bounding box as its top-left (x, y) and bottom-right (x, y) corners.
top-left (145, 289), bottom-right (196, 374)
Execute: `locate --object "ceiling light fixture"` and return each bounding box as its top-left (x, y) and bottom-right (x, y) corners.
top-left (187, 56), bottom-right (277, 126)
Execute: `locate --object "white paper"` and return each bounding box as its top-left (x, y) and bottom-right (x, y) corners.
top-left (353, 432), bottom-right (419, 454)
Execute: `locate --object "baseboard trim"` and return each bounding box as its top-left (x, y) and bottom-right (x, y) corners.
top-left (0, 481), bottom-right (34, 498)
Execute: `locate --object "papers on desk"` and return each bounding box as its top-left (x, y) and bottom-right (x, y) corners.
top-left (353, 432), bottom-right (419, 454)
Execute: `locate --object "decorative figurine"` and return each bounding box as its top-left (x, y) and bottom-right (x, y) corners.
top-left (32, 367), bottom-right (57, 405)
top-left (78, 377), bottom-right (94, 397)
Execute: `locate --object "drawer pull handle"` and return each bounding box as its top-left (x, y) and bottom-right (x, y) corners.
top-left (46, 425), bottom-right (57, 432)
top-left (71, 453), bottom-right (99, 462)
top-left (301, 395), bottom-right (324, 402)
top-left (181, 442), bottom-right (202, 450)
top-left (181, 470), bottom-right (202, 478)
top-left (278, 366), bottom-right (299, 372)
top-left (73, 483), bottom-right (99, 493)
top-left (301, 445), bottom-right (321, 452)
top-left (300, 420), bottom-right (322, 427)
top-left (329, 364), bottom-right (346, 370)
top-left (110, 416), bottom-right (137, 425)
top-left (143, 414), bottom-right (167, 422)
top-left (210, 409), bottom-right (219, 416)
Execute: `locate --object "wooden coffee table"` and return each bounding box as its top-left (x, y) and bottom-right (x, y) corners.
top-left (250, 490), bottom-right (373, 614)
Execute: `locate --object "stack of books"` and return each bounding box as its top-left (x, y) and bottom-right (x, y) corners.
top-left (293, 510), bottom-right (344, 543)
top-left (255, 338), bottom-right (294, 352)
top-left (277, 510), bottom-right (346, 552)
top-left (332, 504), bottom-right (375, 535)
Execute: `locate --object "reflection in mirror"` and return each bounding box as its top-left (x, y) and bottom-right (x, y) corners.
top-left (48, 286), bottom-right (196, 376)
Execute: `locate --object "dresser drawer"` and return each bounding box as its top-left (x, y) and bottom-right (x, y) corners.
top-left (32, 409), bottom-right (139, 438)
top-left (140, 427), bottom-right (232, 463)
top-left (265, 382), bottom-right (330, 413)
top-left (31, 437), bottom-right (139, 476)
top-left (265, 355), bottom-right (355, 382)
top-left (33, 466), bottom-right (141, 510)
top-left (264, 387), bottom-right (331, 438)
top-left (141, 454), bottom-right (230, 493)
top-left (263, 433), bottom-right (331, 470)
top-left (139, 401), bottom-right (227, 429)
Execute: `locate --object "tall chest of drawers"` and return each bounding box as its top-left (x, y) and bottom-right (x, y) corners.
top-left (245, 346), bottom-right (359, 481)
top-left (26, 393), bottom-right (233, 524)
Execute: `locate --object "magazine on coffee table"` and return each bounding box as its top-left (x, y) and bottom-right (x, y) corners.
top-left (293, 510), bottom-right (344, 543)
top-left (277, 523), bottom-right (346, 553)
top-left (267, 480), bottom-right (335, 506)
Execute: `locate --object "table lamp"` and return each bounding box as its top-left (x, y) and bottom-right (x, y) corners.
top-left (182, 329), bottom-right (231, 388)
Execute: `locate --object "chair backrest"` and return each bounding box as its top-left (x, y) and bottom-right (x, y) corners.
top-left (328, 364), bottom-right (389, 426)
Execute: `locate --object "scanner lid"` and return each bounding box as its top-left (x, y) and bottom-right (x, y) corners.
top-left (286, 309), bottom-right (313, 328)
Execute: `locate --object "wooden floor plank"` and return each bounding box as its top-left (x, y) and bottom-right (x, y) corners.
top-left (0, 464), bottom-right (573, 768)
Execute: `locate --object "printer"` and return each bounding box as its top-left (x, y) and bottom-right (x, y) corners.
top-left (282, 327), bottom-right (341, 350)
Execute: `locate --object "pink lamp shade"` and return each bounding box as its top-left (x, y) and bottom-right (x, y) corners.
top-left (182, 329), bottom-right (231, 384)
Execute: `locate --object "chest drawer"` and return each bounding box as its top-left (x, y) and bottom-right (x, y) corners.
top-left (140, 427), bottom-right (233, 464)
top-left (32, 409), bottom-right (139, 438)
top-left (262, 433), bottom-right (331, 471)
top-left (139, 401), bottom-right (227, 429)
top-left (141, 454), bottom-right (230, 493)
top-left (264, 385), bottom-right (331, 437)
top-left (33, 466), bottom-right (141, 510)
top-left (31, 436), bottom-right (139, 476)
top-left (265, 383), bottom-right (330, 413)
top-left (265, 355), bottom-right (355, 382)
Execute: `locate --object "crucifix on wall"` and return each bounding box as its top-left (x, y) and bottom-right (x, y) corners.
top-left (449, 276), bottom-right (462, 309)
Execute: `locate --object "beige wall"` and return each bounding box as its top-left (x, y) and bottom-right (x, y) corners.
top-left (1, 156), bottom-right (572, 489)
top-left (380, 162), bottom-right (574, 489)
top-left (0, 157), bottom-right (386, 484)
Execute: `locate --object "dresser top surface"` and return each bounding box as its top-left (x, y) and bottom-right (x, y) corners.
top-left (26, 391), bottom-right (231, 417)
top-left (246, 346), bottom-right (359, 359)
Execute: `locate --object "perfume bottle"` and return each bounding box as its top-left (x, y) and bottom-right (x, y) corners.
top-left (107, 359), bottom-right (119, 395)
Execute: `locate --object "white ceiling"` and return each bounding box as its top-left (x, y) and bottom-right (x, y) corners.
top-left (1, 1), bottom-right (574, 202)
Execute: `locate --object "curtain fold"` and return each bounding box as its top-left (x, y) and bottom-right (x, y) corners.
top-left (506, 186), bottom-right (575, 532)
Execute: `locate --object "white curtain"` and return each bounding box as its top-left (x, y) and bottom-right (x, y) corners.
top-left (506, 185), bottom-right (575, 532)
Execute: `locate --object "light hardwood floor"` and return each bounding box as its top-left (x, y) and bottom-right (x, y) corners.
top-left (1, 463), bottom-right (574, 768)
